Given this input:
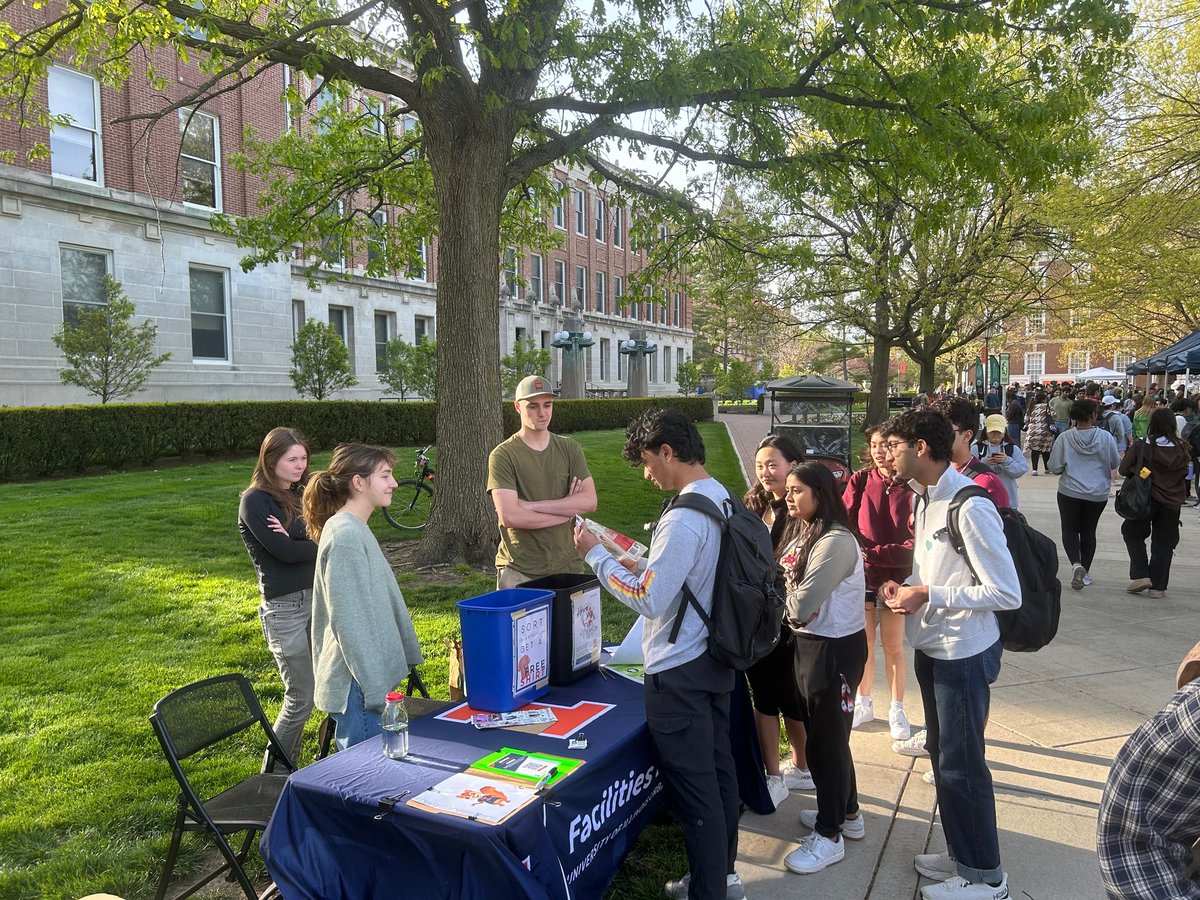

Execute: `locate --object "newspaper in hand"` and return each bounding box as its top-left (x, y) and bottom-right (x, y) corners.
top-left (578, 517), bottom-right (648, 564)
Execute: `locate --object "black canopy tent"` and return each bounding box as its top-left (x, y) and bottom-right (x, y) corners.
top-left (1125, 330), bottom-right (1200, 376)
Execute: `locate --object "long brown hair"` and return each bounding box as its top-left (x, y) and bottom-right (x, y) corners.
top-left (302, 443), bottom-right (396, 541)
top-left (244, 427), bottom-right (310, 526)
top-left (779, 462), bottom-right (853, 580)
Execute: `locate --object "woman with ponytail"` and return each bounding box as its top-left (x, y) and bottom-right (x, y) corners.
top-left (304, 443), bottom-right (423, 749)
top-left (238, 427), bottom-right (317, 766)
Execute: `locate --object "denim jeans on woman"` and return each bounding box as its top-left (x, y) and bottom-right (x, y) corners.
top-left (331, 678), bottom-right (383, 750)
top-left (915, 638), bottom-right (1004, 885)
top-left (259, 588), bottom-right (315, 765)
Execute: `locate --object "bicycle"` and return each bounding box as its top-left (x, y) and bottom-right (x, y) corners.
top-left (383, 445), bottom-right (434, 530)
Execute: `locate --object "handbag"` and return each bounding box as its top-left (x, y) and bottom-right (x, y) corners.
top-left (1115, 441), bottom-right (1154, 521)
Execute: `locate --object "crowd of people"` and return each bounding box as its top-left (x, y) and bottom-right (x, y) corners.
top-left (232, 372), bottom-right (1197, 900)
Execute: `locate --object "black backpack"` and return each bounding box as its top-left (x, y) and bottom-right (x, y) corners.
top-left (945, 485), bottom-right (1062, 652)
top-left (1096, 410), bottom-right (1119, 437)
top-left (664, 492), bottom-right (786, 671)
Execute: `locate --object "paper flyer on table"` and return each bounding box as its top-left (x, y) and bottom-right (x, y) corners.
top-left (407, 772), bottom-right (538, 826)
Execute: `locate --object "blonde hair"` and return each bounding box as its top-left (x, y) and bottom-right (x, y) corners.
top-left (243, 427), bottom-right (310, 526)
top-left (302, 443), bottom-right (396, 541)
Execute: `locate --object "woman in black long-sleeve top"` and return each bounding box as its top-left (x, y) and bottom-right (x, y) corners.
top-left (238, 427), bottom-right (317, 765)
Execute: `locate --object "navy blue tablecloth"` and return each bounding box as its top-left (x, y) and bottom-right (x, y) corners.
top-left (261, 671), bottom-right (664, 899)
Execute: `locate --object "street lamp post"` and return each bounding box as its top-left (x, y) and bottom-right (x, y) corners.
top-left (619, 328), bottom-right (657, 398)
top-left (550, 315), bottom-right (594, 399)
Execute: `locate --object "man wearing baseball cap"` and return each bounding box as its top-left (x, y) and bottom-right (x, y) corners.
top-left (487, 374), bottom-right (597, 588)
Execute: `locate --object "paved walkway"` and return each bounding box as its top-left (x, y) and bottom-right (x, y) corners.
top-left (718, 411), bottom-right (1200, 900)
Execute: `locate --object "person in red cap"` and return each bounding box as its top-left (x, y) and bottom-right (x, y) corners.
top-left (487, 374), bottom-right (596, 588)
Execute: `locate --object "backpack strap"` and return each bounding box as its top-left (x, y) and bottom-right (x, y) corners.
top-left (662, 491), bottom-right (730, 645)
top-left (944, 484), bottom-right (993, 587)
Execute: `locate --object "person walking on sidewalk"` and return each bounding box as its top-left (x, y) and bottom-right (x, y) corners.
top-left (843, 427), bottom-right (914, 741)
top-left (778, 462), bottom-right (868, 877)
top-left (878, 407), bottom-right (1021, 900)
top-left (575, 409), bottom-right (743, 900)
top-left (1024, 390), bottom-right (1056, 476)
top-left (972, 415), bottom-right (1029, 508)
top-left (1119, 408), bottom-right (1189, 600)
top-left (1049, 399), bottom-right (1121, 592)
top-left (743, 433), bottom-right (815, 806)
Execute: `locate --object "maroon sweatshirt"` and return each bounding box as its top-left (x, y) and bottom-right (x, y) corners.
top-left (842, 466), bottom-right (914, 592)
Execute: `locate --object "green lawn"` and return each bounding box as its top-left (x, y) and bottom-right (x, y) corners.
top-left (0, 422), bottom-right (746, 900)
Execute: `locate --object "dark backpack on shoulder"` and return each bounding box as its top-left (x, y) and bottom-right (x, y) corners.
top-left (945, 485), bottom-right (1062, 653)
top-left (1096, 410), bottom-right (1118, 437)
top-left (664, 492), bottom-right (786, 671)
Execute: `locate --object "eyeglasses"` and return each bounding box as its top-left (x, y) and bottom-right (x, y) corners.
top-left (884, 440), bottom-right (909, 452)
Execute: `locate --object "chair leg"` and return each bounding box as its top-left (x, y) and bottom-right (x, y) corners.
top-left (210, 828), bottom-right (260, 900)
top-left (316, 714), bottom-right (336, 760)
top-left (155, 801), bottom-right (187, 900)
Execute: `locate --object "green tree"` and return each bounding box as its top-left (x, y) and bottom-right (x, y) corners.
top-left (290, 319), bottom-right (358, 400)
top-left (500, 338), bottom-right (551, 398)
top-left (717, 358), bottom-right (757, 402)
top-left (0, 0), bottom-right (1131, 563)
top-left (408, 339), bottom-right (438, 402)
top-left (675, 359), bottom-right (701, 396)
top-left (380, 338), bottom-right (419, 400)
top-left (51, 277), bottom-right (170, 403)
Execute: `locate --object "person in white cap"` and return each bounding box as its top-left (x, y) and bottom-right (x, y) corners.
top-left (971, 414), bottom-right (1028, 508)
top-left (487, 374), bottom-right (597, 588)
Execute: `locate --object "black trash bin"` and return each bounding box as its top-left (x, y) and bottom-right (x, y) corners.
top-left (519, 573), bottom-right (603, 686)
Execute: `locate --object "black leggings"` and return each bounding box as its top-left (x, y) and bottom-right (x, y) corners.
top-left (1030, 450), bottom-right (1051, 472)
top-left (1056, 493), bottom-right (1108, 570)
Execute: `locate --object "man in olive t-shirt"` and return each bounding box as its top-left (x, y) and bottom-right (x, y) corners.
top-left (487, 375), bottom-right (597, 588)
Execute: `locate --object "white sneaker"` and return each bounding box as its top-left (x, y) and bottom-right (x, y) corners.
top-left (915, 851), bottom-right (957, 881)
top-left (784, 832), bottom-right (844, 874)
top-left (920, 874), bottom-right (1008, 899)
top-left (889, 706), bottom-right (912, 740)
top-left (780, 759), bottom-right (816, 791)
top-left (922, 770), bottom-right (936, 785)
top-left (766, 774), bottom-right (789, 808)
top-left (1082, 572), bottom-right (1094, 586)
top-left (893, 730), bottom-right (929, 757)
top-left (664, 872), bottom-right (746, 899)
top-left (852, 696), bottom-right (874, 729)
top-left (799, 807), bottom-right (865, 840)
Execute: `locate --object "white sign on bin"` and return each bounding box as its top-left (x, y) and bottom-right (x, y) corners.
top-left (512, 604), bottom-right (550, 693)
top-left (572, 586), bottom-right (602, 670)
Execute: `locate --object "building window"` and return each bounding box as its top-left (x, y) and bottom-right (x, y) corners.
top-left (613, 207), bottom-right (624, 248)
top-left (1024, 351), bottom-right (1045, 381)
top-left (189, 267), bottom-right (230, 361)
top-left (48, 67), bottom-right (102, 183)
top-left (595, 271), bottom-right (606, 314)
top-left (361, 95), bottom-right (385, 135)
top-left (599, 338), bottom-right (610, 380)
top-left (59, 245), bottom-right (111, 324)
top-left (663, 347), bottom-right (672, 381)
top-left (554, 260), bottom-right (568, 307)
top-left (673, 291), bottom-right (681, 327)
top-left (504, 246), bottom-right (519, 298)
top-left (414, 315), bottom-right (433, 343)
top-left (407, 237), bottom-right (427, 281)
top-left (575, 265), bottom-right (587, 308)
top-left (374, 312), bottom-right (391, 373)
top-left (574, 189), bottom-right (586, 236)
top-left (1026, 307), bottom-right (1046, 336)
top-left (292, 299), bottom-right (305, 338)
top-left (530, 253), bottom-right (543, 302)
top-left (368, 210), bottom-right (387, 270)
top-left (617, 346), bottom-right (625, 381)
top-left (614, 276), bottom-right (624, 316)
top-left (1067, 351), bottom-right (1091, 375)
top-left (314, 76), bottom-right (339, 133)
top-left (650, 350), bottom-right (658, 382)
top-left (1112, 351), bottom-right (1134, 373)
top-left (594, 197), bottom-right (606, 242)
top-left (400, 113), bottom-right (419, 160)
top-left (328, 306), bottom-right (352, 367)
top-left (552, 179), bottom-right (565, 229)
top-left (585, 344), bottom-right (594, 382)
top-left (320, 200), bottom-right (345, 271)
top-left (282, 66), bottom-right (293, 133)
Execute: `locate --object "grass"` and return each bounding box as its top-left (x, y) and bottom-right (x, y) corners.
top-left (0, 422), bottom-right (746, 900)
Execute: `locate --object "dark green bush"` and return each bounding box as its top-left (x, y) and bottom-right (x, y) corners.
top-left (0, 396), bottom-right (712, 480)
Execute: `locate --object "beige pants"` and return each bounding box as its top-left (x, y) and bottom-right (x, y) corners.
top-left (496, 564), bottom-right (533, 590)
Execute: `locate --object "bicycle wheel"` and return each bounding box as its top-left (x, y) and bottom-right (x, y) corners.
top-left (383, 480), bottom-right (433, 530)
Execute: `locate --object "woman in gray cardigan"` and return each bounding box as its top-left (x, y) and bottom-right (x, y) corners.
top-left (303, 443), bottom-right (423, 749)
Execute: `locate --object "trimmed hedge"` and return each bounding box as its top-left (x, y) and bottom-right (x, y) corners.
top-left (0, 396), bottom-right (713, 480)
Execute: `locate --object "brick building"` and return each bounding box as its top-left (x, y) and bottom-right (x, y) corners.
top-left (0, 48), bottom-right (692, 406)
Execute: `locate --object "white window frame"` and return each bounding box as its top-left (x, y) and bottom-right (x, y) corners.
top-left (314, 76), bottom-right (339, 133)
top-left (180, 107), bottom-right (222, 210)
top-left (530, 253), bottom-right (544, 302)
top-left (663, 347), bottom-right (672, 382)
top-left (59, 245), bottom-right (112, 324)
top-left (292, 299), bottom-right (305, 339)
top-left (554, 260), bottom-right (566, 305)
top-left (575, 265), bottom-right (587, 307)
top-left (504, 246), bottom-right (519, 298)
top-left (361, 95), bottom-right (385, 135)
top-left (574, 189), bottom-right (586, 236)
top-left (48, 66), bottom-right (103, 185)
top-left (1067, 351), bottom-right (1091, 375)
top-left (328, 305), bottom-right (353, 369)
top-left (673, 291), bottom-right (681, 327)
top-left (282, 66), bottom-right (293, 133)
top-left (406, 237), bottom-right (427, 281)
top-left (614, 276), bottom-right (624, 317)
top-left (613, 207), bottom-right (623, 248)
top-left (594, 197), bottom-right (605, 243)
top-left (188, 265), bottom-right (231, 364)
top-left (374, 311), bottom-right (392, 373)
top-left (650, 349), bottom-right (658, 382)
top-left (368, 210), bottom-right (387, 270)
top-left (595, 271), bottom-right (606, 314)
top-left (1112, 351), bottom-right (1134, 373)
top-left (1024, 351), bottom-right (1045, 381)
top-left (599, 338), bottom-right (610, 380)
top-left (552, 179), bottom-right (565, 230)
top-left (414, 314), bottom-right (434, 344)
top-left (1026, 307), bottom-right (1046, 336)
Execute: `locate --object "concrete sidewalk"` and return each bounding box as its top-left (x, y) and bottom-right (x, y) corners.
top-left (718, 411), bottom-right (1200, 900)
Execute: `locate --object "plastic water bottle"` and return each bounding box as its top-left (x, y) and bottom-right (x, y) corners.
top-left (381, 691), bottom-right (409, 759)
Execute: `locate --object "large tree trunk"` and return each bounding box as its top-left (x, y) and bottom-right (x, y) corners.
top-left (917, 358), bottom-right (937, 394)
top-left (415, 126), bottom-right (510, 566)
top-left (866, 337), bottom-right (893, 427)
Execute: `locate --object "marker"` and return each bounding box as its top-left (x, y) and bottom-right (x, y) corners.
top-left (535, 767), bottom-right (558, 791)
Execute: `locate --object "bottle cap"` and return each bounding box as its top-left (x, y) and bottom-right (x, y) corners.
top-left (386, 691), bottom-right (405, 702)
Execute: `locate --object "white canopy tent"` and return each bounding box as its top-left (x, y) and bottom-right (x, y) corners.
top-left (1074, 366), bottom-right (1126, 380)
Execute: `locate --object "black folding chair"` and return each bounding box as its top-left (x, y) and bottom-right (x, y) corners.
top-left (149, 673), bottom-right (296, 900)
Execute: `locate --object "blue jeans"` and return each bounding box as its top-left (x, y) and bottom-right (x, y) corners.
top-left (915, 640), bottom-right (1004, 884)
top-left (330, 680), bottom-right (382, 750)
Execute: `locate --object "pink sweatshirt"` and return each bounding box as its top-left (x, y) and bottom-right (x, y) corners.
top-left (842, 467), bottom-right (914, 591)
